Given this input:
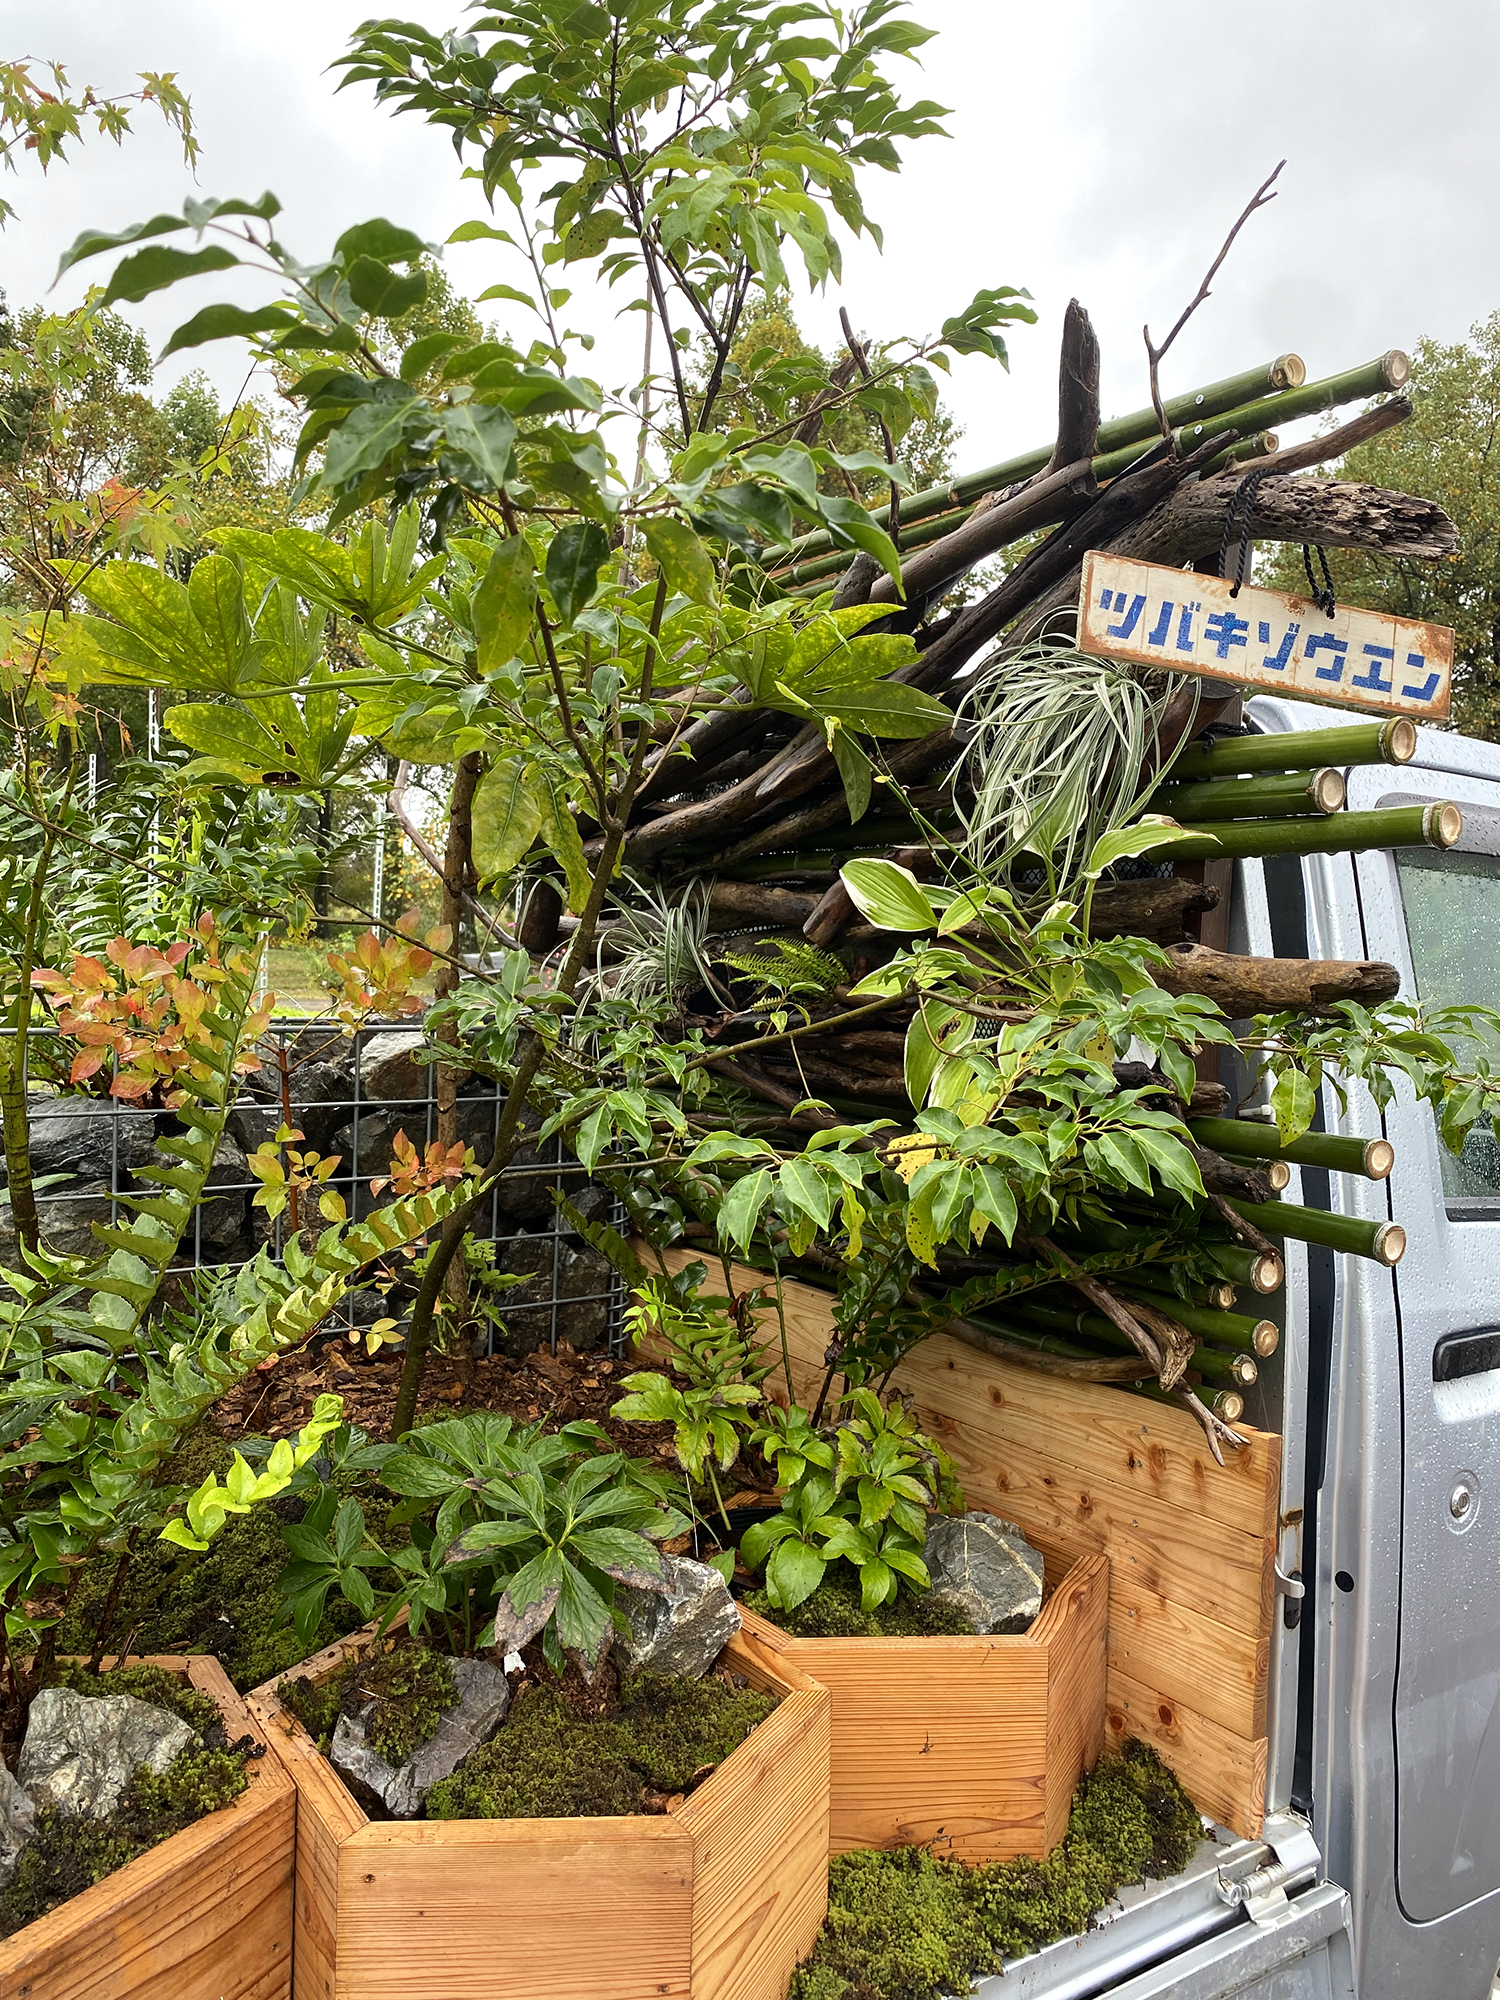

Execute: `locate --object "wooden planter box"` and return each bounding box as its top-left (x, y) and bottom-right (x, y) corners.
top-left (738, 1551), bottom-right (1108, 1864)
top-left (248, 1624), bottom-right (830, 2000)
top-left (0, 1654), bottom-right (295, 2000)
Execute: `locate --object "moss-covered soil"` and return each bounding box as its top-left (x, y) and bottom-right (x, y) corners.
top-left (789, 1740), bottom-right (1205, 2000)
top-left (0, 1665), bottom-right (249, 1939)
top-left (743, 1562), bottom-right (975, 1639)
top-left (278, 1645), bottom-right (459, 1765)
top-left (427, 1666), bottom-right (777, 1820)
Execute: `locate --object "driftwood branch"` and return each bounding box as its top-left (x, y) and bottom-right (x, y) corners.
top-left (1156, 941), bottom-right (1401, 1018)
top-left (1144, 161), bottom-right (1284, 448)
top-left (945, 1317), bottom-right (1148, 1382)
top-left (1050, 299), bottom-right (1101, 471)
top-left (865, 454), bottom-right (1097, 609)
top-left (1166, 472), bottom-right (1454, 562)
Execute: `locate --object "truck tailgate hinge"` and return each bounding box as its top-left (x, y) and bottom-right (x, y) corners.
top-left (1216, 1813), bottom-right (1321, 1927)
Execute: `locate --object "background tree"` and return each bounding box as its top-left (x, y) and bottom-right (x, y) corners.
top-left (1262, 318), bottom-right (1500, 739)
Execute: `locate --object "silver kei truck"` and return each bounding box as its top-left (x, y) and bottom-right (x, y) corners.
top-left (965, 693), bottom-right (1500, 2000)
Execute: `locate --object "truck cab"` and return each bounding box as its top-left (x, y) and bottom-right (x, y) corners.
top-left (972, 694), bottom-right (1500, 2000)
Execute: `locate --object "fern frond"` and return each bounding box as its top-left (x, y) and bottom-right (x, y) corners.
top-left (716, 937), bottom-right (846, 999)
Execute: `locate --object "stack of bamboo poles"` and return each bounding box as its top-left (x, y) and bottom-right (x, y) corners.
top-left (528, 307), bottom-right (1461, 1439)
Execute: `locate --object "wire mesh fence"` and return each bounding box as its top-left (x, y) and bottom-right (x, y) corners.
top-left (0, 1019), bottom-right (627, 1360)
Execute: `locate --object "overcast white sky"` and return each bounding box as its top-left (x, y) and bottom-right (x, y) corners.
top-left (5, 0), bottom-right (1500, 474)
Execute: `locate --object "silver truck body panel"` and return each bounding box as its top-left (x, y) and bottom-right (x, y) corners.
top-left (968, 697), bottom-right (1500, 1996)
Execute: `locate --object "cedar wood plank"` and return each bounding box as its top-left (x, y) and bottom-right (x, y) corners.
top-left (650, 1247), bottom-right (1279, 1839)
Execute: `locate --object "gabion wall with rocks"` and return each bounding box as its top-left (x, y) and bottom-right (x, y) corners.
top-left (0, 1020), bottom-right (626, 1359)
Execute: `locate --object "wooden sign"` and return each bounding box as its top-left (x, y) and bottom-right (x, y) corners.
top-left (1078, 550), bottom-right (1453, 721)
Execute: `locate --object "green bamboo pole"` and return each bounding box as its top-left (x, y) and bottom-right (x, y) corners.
top-left (1172, 717), bottom-right (1417, 781)
top-left (1152, 769), bottom-right (1345, 822)
top-left (1129, 1381), bottom-right (1246, 1422)
top-left (1165, 802), bottom-right (1461, 861)
top-left (1189, 1117), bottom-right (1395, 1181)
top-left (763, 352), bottom-right (1310, 572)
top-left (1227, 1197), bottom-right (1406, 1265)
top-left (1114, 1286), bottom-right (1279, 1357)
top-left (1084, 426), bottom-right (1275, 488)
top-left (1001, 1298), bottom-right (1258, 1385)
top-left (777, 426), bottom-right (1278, 594)
top-left (1202, 1242), bottom-right (1286, 1293)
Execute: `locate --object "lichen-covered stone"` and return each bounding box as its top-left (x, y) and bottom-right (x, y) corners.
top-left (331, 1656), bottom-right (509, 1818)
top-left (618, 1556), bottom-right (739, 1678)
top-left (18, 1689), bottom-right (194, 1819)
top-left (923, 1513), bottom-right (1044, 1635)
top-left (0, 1765), bottom-right (35, 1889)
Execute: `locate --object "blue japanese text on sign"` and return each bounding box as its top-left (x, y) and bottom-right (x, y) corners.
top-left (1077, 551), bottom-right (1452, 721)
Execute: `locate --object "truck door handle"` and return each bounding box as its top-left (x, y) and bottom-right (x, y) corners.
top-left (1433, 1327), bottom-right (1500, 1382)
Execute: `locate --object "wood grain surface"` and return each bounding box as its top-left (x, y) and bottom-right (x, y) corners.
top-left (649, 1246), bottom-right (1281, 1840)
top-left (251, 1628), bottom-right (829, 2000)
top-left (0, 1655), bottom-right (294, 2000)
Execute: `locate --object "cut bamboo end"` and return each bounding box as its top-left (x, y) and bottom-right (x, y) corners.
top-left (1274, 353), bottom-right (1307, 390)
top-left (1208, 1282), bottom-right (1238, 1310)
top-left (1265, 1161), bottom-right (1293, 1192)
top-left (1230, 1353), bottom-right (1259, 1387)
top-left (1382, 717), bottom-right (1418, 764)
top-left (1253, 1253), bottom-right (1285, 1293)
top-left (1311, 767), bottom-right (1346, 813)
top-left (1252, 1321), bottom-right (1280, 1358)
top-left (1374, 1221), bottom-right (1407, 1266)
top-left (1382, 349), bottom-right (1412, 391)
top-left (1213, 1389), bottom-right (1245, 1423)
top-left (1425, 802), bottom-right (1464, 848)
top-left (1364, 1139), bottom-right (1396, 1181)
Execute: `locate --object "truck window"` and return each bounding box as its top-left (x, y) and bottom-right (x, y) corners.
top-left (1396, 846), bottom-right (1500, 1212)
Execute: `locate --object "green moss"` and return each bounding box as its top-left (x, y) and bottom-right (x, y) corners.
top-left (277, 1646), bottom-right (459, 1766)
top-left (344, 1649), bottom-right (458, 1767)
top-left (745, 1563), bottom-right (974, 1639)
top-left (0, 1747), bottom-right (249, 1939)
top-left (47, 1662), bottom-right (220, 1742)
top-left (52, 1428), bottom-right (364, 1691)
top-left (428, 1671), bottom-right (777, 1821)
top-left (788, 1741), bottom-right (1205, 2000)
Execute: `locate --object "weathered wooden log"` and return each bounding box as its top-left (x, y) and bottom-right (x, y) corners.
top-left (1156, 941), bottom-right (1401, 1017)
top-left (1051, 299), bottom-right (1102, 472)
top-left (1087, 874), bottom-right (1220, 942)
top-left (911, 429), bottom-right (1237, 690)
top-left (998, 395), bottom-right (1418, 653)
top-left (865, 455), bottom-right (1097, 608)
top-left (1165, 470), bottom-right (1454, 562)
top-left (1185, 1141), bottom-right (1275, 1204)
top-left (713, 724), bottom-right (968, 867)
top-left (706, 881), bottom-right (821, 930)
top-left (803, 877), bottom-right (859, 948)
top-left (516, 879), bottom-right (563, 953)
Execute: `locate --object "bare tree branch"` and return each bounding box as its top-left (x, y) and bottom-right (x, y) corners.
top-left (1144, 161), bottom-right (1285, 452)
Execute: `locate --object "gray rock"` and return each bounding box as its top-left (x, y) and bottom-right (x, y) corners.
top-left (357, 1030), bottom-right (432, 1105)
top-left (3, 1092), bottom-right (157, 1187)
top-left (230, 1060), bottom-right (354, 1156)
top-left (618, 1556), bottom-right (740, 1679)
top-left (496, 1235), bottom-right (614, 1355)
top-left (19, 1688), bottom-right (194, 1818)
top-left (146, 1132), bottom-right (248, 1252)
top-left (330, 1656), bottom-right (509, 1818)
top-left (0, 1180), bottom-right (115, 1262)
top-left (923, 1513), bottom-right (1045, 1636)
top-left (0, 1764), bottom-right (35, 1888)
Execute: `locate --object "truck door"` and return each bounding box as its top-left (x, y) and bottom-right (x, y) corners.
top-left (1347, 747), bottom-right (1500, 1925)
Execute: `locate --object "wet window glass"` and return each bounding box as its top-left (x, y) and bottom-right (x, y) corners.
top-left (1396, 847), bottom-right (1500, 1211)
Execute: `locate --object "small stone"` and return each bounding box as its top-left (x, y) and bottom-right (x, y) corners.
top-left (19, 1689), bottom-right (194, 1819)
top-left (357, 1030), bottom-right (432, 1104)
top-left (617, 1556), bottom-right (740, 1679)
top-left (0, 1764), bottom-right (36, 1888)
top-left (330, 1657), bottom-right (509, 1818)
top-left (923, 1513), bottom-right (1045, 1635)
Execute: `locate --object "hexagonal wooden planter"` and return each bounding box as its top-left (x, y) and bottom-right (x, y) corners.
top-left (737, 1550), bottom-right (1109, 1865)
top-left (248, 1623), bottom-right (831, 2000)
top-left (0, 1654), bottom-right (296, 2000)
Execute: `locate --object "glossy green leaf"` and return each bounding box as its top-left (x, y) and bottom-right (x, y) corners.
top-left (471, 756), bottom-right (547, 883)
top-left (345, 255), bottom-right (428, 318)
top-left (101, 243), bottom-right (241, 306)
top-left (545, 521), bottom-right (610, 628)
top-left (471, 536), bottom-right (537, 672)
top-left (840, 858), bottom-right (936, 932)
top-left (643, 516), bottom-right (716, 607)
